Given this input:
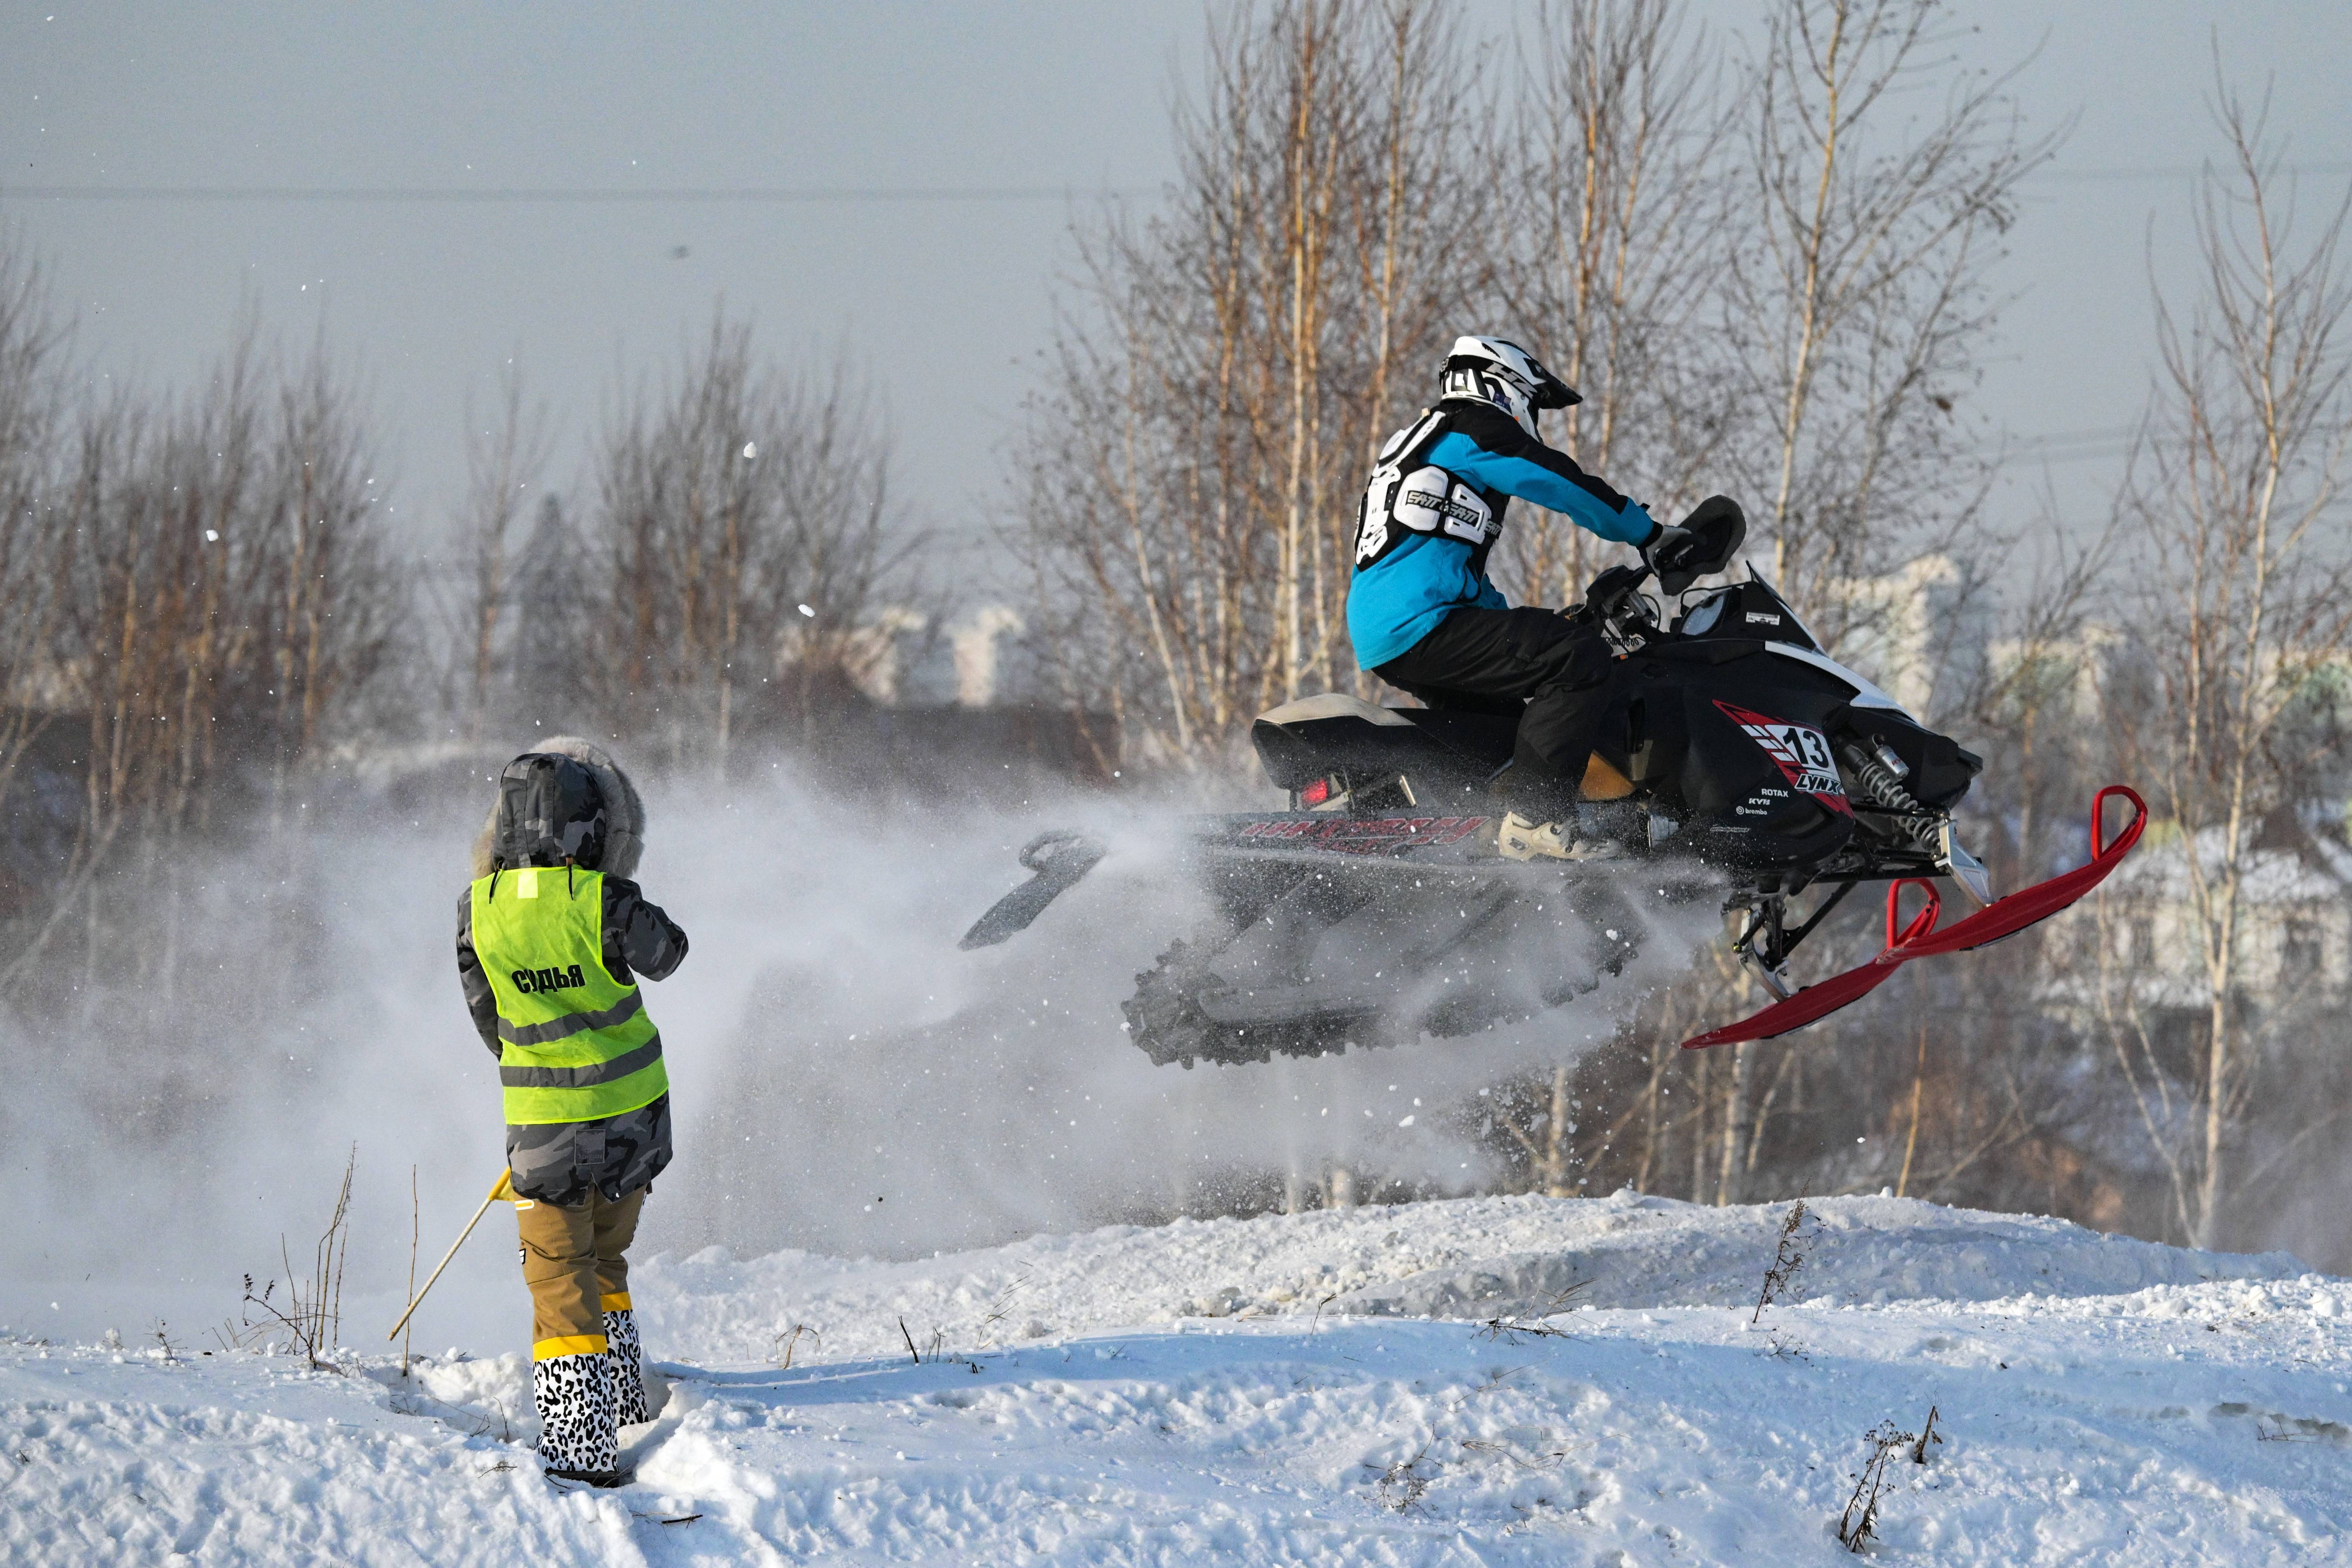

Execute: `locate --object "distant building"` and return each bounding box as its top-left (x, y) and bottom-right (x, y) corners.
top-left (1826, 553), bottom-right (1996, 723)
top-left (851, 603), bottom-right (1046, 709)
top-left (1813, 559), bottom-right (2352, 1031)
top-left (2086, 815), bottom-right (2352, 1017)
top-left (837, 602), bottom-right (1114, 790)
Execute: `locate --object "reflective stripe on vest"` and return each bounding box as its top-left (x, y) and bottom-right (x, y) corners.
top-left (470, 865), bottom-right (669, 1126)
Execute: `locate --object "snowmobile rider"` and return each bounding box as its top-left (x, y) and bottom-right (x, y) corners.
top-left (1348, 334), bottom-right (1731, 859)
top-left (455, 744), bottom-right (688, 1487)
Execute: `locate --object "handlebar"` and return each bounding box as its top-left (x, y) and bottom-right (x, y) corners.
top-left (1576, 491), bottom-right (1748, 637)
top-left (1582, 562), bottom-right (1654, 628)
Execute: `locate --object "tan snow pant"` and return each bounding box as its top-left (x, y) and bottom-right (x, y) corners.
top-left (515, 1184), bottom-right (644, 1360)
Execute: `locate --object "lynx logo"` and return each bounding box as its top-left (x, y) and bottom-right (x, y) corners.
top-left (1713, 701), bottom-right (1851, 815)
top-left (511, 964), bottom-right (587, 994)
top-left (1743, 611), bottom-right (1783, 626)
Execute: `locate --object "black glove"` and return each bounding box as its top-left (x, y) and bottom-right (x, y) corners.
top-left (1645, 496), bottom-right (1747, 595)
top-left (1640, 521), bottom-right (1695, 580)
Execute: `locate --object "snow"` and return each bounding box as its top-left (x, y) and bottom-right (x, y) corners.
top-left (8, 1191), bottom-right (2352, 1564)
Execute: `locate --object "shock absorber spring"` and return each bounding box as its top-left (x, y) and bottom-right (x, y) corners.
top-left (1840, 742), bottom-right (1935, 843)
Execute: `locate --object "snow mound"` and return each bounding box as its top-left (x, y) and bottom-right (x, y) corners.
top-left (632, 1191), bottom-right (2304, 1363)
top-left (6, 1195), bottom-right (2347, 1565)
top-left (1327, 1191), bottom-right (2305, 1320)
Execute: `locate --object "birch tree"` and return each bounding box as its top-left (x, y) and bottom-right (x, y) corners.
top-left (1487, 0), bottom-right (1737, 608)
top-left (1014, 0), bottom-right (1480, 759)
top-left (0, 238), bottom-right (68, 831)
top-left (1724, 0), bottom-right (2049, 639)
top-left (2106, 82), bottom-right (2352, 1248)
top-left (1, 326), bottom-right (400, 1001)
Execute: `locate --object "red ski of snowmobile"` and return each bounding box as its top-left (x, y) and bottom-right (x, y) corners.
top-left (1681, 785), bottom-right (2148, 1049)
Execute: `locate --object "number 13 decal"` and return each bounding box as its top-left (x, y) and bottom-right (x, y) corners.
top-left (1779, 725), bottom-right (1834, 774)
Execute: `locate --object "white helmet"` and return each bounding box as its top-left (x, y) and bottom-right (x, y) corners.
top-left (1438, 335), bottom-right (1580, 437)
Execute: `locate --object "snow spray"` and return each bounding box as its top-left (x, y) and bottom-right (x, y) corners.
top-left (0, 755), bottom-right (1718, 1348)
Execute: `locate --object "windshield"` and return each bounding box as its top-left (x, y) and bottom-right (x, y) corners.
top-left (1671, 574), bottom-right (1822, 651)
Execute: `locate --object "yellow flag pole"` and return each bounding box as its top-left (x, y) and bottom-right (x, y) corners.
top-left (386, 1171), bottom-right (514, 1341)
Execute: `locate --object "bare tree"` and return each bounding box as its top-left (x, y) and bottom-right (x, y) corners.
top-left (2103, 79), bottom-right (2352, 1248)
top-left (1014, 0), bottom-right (1482, 761)
top-left (456, 359), bottom-right (550, 739)
top-left (587, 310), bottom-right (907, 776)
top-left (261, 337), bottom-right (401, 816)
top-left (2, 320), bottom-right (400, 1001)
top-left (1693, 0), bottom-right (2053, 1192)
top-left (507, 492), bottom-right (593, 730)
top-left (1723, 0), bottom-right (2051, 638)
top-left (0, 234), bottom-right (69, 833)
top-left (1488, 0), bottom-right (1738, 608)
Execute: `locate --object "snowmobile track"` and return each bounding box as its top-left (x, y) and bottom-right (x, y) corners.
top-left (1122, 936), bottom-right (1380, 1069)
top-left (1121, 888), bottom-right (1645, 1069)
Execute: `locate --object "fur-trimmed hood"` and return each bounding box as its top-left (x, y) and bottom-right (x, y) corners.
top-left (471, 736), bottom-right (648, 880)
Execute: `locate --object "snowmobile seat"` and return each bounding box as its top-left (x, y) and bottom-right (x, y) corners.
top-left (1250, 692), bottom-right (1518, 794)
top-left (1392, 708), bottom-right (1521, 766)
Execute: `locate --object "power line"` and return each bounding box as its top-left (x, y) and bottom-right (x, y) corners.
top-left (1, 161), bottom-right (2342, 205)
top-left (0, 183), bottom-right (1153, 204)
top-left (2029, 161), bottom-right (2350, 183)
top-left (2007, 425), bottom-right (2138, 448)
top-left (1978, 425), bottom-right (2142, 468)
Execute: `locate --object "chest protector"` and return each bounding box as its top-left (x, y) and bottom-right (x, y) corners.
top-left (471, 865), bottom-right (668, 1127)
top-left (1353, 407), bottom-right (1504, 574)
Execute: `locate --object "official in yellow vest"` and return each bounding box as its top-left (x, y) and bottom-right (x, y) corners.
top-left (456, 741), bottom-right (687, 1487)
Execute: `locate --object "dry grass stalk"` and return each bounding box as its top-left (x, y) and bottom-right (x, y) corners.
top-left (1478, 1279), bottom-right (1590, 1343)
top-left (1753, 1200), bottom-right (1812, 1323)
top-left (1371, 1440), bottom-right (1436, 1513)
top-left (976, 1270), bottom-right (1031, 1348)
top-left (231, 1146), bottom-right (356, 1371)
top-left (773, 1323), bottom-right (819, 1370)
top-left (1836, 1419), bottom-right (1915, 1551)
top-left (1910, 1403), bottom-right (1943, 1463)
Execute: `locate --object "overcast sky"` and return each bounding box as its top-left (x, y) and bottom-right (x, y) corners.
top-left (3, 2), bottom-right (2348, 591)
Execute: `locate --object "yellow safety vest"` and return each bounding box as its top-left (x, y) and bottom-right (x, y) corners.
top-left (469, 865), bottom-right (668, 1125)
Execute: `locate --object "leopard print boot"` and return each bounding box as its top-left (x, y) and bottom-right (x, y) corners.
top-left (604, 1307), bottom-right (651, 1427)
top-left (533, 1348), bottom-right (620, 1482)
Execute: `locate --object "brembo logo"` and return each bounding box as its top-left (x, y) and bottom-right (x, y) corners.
top-left (1236, 815), bottom-right (1488, 856)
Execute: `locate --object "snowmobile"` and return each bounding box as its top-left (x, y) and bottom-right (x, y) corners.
top-left (962, 531), bottom-right (2145, 1068)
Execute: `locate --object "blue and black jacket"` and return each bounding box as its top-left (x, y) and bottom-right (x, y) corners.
top-left (1346, 400), bottom-right (1658, 670)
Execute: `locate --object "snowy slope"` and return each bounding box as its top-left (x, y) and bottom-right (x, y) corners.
top-left (7, 1193), bottom-right (2351, 1565)
top-left (634, 1191), bottom-right (2307, 1360)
